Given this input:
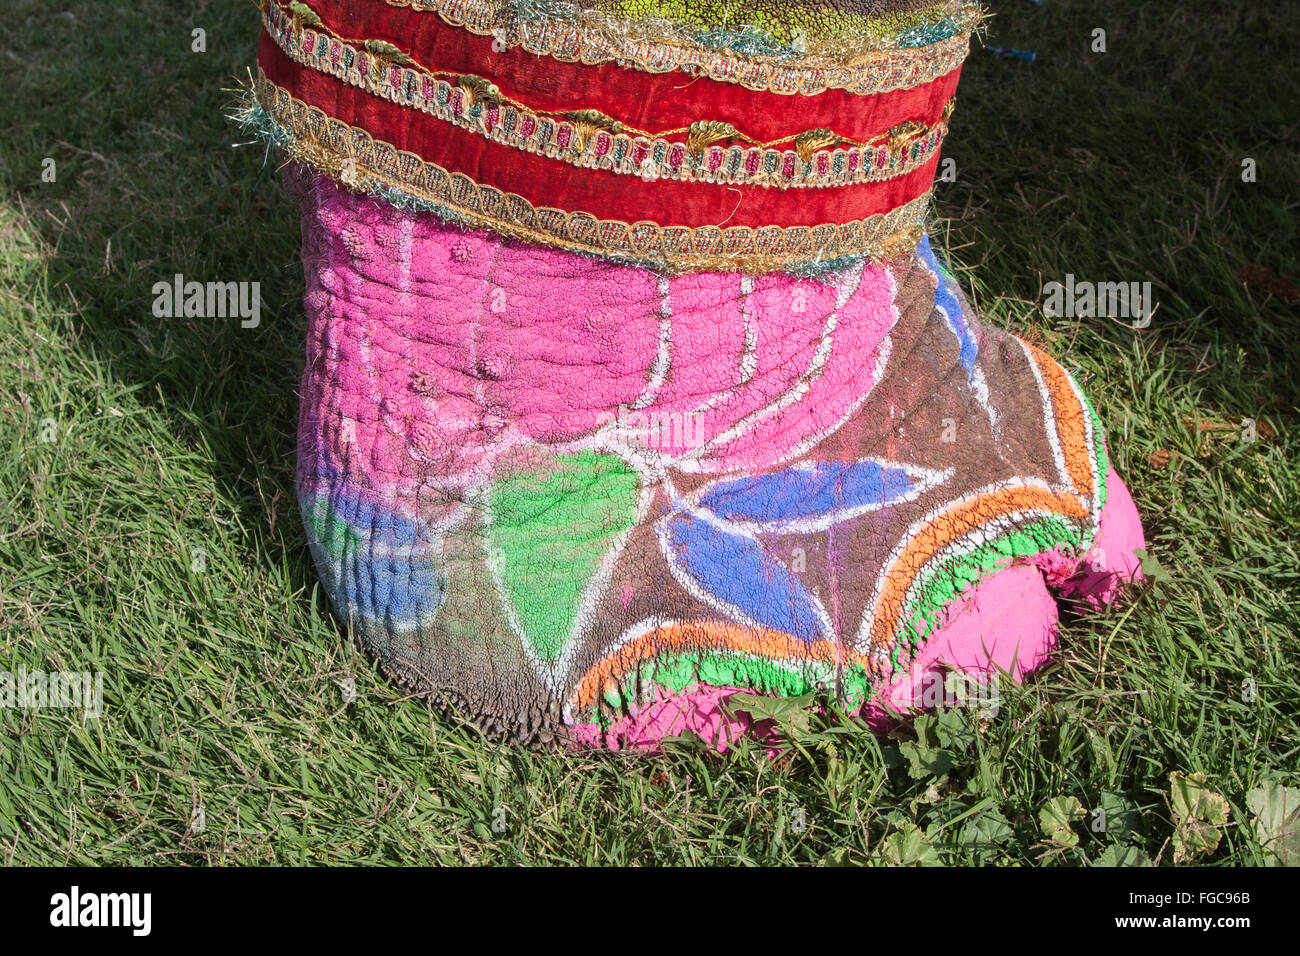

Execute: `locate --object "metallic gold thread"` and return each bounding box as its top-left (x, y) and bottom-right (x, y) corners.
top-left (252, 70), bottom-right (933, 272)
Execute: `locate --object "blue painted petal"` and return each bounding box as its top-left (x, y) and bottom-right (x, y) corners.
top-left (661, 512), bottom-right (827, 642)
top-left (918, 235), bottom-right (978, 374)
top-left (699, 460), bottom-right (918, 526)
top-left (302, 479), bottom-right (446, 628)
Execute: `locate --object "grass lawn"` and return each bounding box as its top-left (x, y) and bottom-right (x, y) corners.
top-left (0, 0), bottom-right (1296, 865)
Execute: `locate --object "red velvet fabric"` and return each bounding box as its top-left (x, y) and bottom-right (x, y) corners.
top-left (260, 34), bottom-right (946, 230)
top-left (309, 0), bottom-right (962, 142)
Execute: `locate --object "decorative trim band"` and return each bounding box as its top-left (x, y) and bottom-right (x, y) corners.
top-left (502, 0), bottom-right (976, 57)
top-left (372, 0), bottom-right (978, 95)
top-left (265, 2), bottom-right (953, 190)
top-left (254, 71), bottom-right (932, 272)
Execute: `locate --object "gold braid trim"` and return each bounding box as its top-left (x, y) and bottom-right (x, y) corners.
top-left (375, 0), bottom-right (977, 95)
top-left (265, 1), bottom-right (954, 190)
top-left (254, 70), bottom-right (931, 272)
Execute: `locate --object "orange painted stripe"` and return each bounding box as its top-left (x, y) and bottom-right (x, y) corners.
top-left (867, 484), bottom-right (1088, 647)
top-left (571, 621), bottom-right (851, 712)
top-left (1025, 344), bottom-right (1094, 498)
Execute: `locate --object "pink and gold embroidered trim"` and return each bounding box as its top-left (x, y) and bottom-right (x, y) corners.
top-left (265, 2), bottom-right (954, 191)
top-left (254, 70), bottom-right (934, 272)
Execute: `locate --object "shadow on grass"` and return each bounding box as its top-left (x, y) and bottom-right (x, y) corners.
top-left (1, 0), bottom-right (317, 584)
top-left (938, 2), bottom-right (1300, 410)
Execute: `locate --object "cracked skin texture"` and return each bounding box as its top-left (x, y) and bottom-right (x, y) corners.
top-left (292, 171), bottom-right (1144, 746)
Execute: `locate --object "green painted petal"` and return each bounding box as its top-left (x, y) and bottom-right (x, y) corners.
top-left (490, 451), bottom-right (638, 663)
